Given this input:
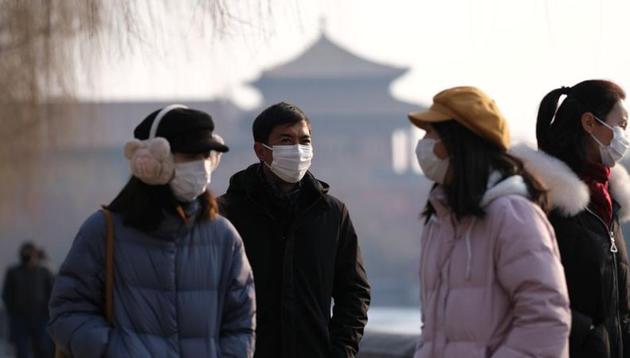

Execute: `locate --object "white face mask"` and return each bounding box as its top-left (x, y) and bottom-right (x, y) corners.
top-left (415, 138), bottom-right (449, 184)
top-left (591, 116), bottom-right (629, 166)
top-left (262, 144), bottom-right (313, 183)
top-left (169, 159), bottom-right (212, 202)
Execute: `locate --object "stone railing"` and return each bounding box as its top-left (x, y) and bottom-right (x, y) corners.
top-left (358, 331), bottom-right (418, 358)
top-left (0, 307), bottom-right (420, 357)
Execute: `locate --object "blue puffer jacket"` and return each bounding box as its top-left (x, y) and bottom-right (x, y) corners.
top-left (48, 202), bottom-right (256, 357)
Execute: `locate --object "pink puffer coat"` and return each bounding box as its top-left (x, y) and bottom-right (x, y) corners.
top-left (415, 175), bottom-right (571, 358)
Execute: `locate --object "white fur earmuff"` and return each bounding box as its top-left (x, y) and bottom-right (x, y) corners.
top-left (610, 163), bottom-right (630, 222)
top-left (125, 137), bottom-right (174, 185)
top-left (124, 104), bottom-right (187, 185)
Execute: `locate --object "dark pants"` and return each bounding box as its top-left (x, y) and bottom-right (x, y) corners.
top-left (9, 315), bottom-right (52, 358)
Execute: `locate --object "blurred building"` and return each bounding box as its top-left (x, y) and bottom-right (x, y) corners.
top-left (0, 33), bottom-right (429, 320)
top-left (248, 33), bottom-right (428, 306)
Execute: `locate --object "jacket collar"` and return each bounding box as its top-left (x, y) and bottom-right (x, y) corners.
top-left (428, 186), bottom-right (449, 218)
top-left (150, 199), bottom-right (201, 240)
top-left (609, 162), bottom-right (630, 222)
top-left (480, 172), bottom-right (530, 207)
top-left (428, 172), bottom-right (530, 218)
top-left (226, 163), bottom-right (330, 207)
top-left (510, 144), bottom-right (630, 222)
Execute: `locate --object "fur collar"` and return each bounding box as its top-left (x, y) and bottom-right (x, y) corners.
top-left (480, 174), bottom-right (529, 207)
top-left (610, 163), bottom-right (630, 222)
top-left (510, 144), bottom-right (630, 222)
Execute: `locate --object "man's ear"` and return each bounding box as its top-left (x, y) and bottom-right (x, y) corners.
top-left (254, 142), bottom-right (267, 162)
top-left (581, 112), bottom-right (597, 134)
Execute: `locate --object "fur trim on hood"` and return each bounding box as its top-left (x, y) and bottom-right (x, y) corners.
top-left (610, 163), bottom-right (630, 222)
top-left (480, 173), bottom-right (529, 207)
top-left (510, 144), bottom-right (630, 222)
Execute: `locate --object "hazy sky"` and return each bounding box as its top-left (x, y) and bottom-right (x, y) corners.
top-left (79, 0), bottom-right (630, 143)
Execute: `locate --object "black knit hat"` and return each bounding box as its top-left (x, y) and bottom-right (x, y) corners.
top-left (134, 107), bottom-right (229, 153)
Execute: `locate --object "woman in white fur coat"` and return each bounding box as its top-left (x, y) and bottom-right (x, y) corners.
top-left (515, 80), bottom-right (630, 358)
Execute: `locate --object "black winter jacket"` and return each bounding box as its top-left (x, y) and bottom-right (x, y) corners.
top-left (549, 205), bottom-right (630, 358)
top-left (514, 145), bottom-right (630, 358)
top-left (2, 263), bottom-right (54, 321)
top-left (218, 164), bottom-right (371, 358)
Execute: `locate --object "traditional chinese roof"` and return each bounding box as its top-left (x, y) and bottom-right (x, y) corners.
top-left (253, 34), bottom-right (408, 83)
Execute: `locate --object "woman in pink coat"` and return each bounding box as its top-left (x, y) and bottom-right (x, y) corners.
top-left (409, 86), bottom-right (571, 358)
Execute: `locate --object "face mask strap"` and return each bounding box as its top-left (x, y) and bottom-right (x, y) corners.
top-left (591, 133), bottom-right (606, 147)
top-left (419, 137), bottom-right (445, 158)
top-left (422, 137), bottom-right (442, 145)
top-left (589, 114), bottom-right (614, 145)
top-left (174, 158), bottom-right (208, 169)
top-left (592, 114), bottom-right (619, 131)
top-left (259, 143), bottom-right (274, 169)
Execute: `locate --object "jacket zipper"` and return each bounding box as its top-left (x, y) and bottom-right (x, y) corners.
top-left (246, 194), bottom-right (276, 220)
top-left (585, 208), bottom-right (618, 254)
top-left (585, 208), bottom-right (622, 356)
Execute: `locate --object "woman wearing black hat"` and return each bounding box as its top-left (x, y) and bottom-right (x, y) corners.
top-left (48, 105), bottom-right (255, 357)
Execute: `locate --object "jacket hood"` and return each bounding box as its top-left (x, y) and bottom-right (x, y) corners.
top-left (510, 144), bottom-right (630, 222)
top-left (480, 173), bottom-right (530, 207)
top-left (427, 173), bottom-right (530, 282)
top-left (429, 172), bottom-right (530, 219)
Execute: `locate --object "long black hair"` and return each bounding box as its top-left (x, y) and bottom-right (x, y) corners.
top-left (424, 120), bottom-right (549, 220)
top-left (536, 79), bottom-right (625, 174)
top-left (107, 177), bottom-right (218, 232)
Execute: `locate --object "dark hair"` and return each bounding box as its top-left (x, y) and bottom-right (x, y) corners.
top-left (19, 242), bottom-right (35, 256)
top-left (252, 102), bottom-right (310, 144)
top-left (424, 120), bottom-right (549, 220)
top-left (536, 80), bottom-right (625, 173)
top-left (107, 177), bottom-right (218, 232)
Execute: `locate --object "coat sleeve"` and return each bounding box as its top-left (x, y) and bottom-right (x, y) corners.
top-left (219, 220), bottom-right (256, 358)
top-left (47, 211), bottom-right (112, 358)
top-left (569, 309), bottom-right (594, 348)
top-left (2, 268), bottom-right (14, 313)
top-left (490, 198), bottom-right (571, 358)
top-left (329, 205), bottom-right (371, 358)
top-left (45, 268), bottom-right (55, 304)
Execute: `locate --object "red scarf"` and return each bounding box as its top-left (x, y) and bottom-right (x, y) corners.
top-left (579, 163), bottom-right (613, 225)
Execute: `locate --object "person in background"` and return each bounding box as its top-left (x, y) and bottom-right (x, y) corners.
top-left (218, 102), bottom-right (370, 357)
top-left (36, 249), bottom-right (56, 274)
top-left (516, 80), bottom-right (630, 358)
top-left (2, 242), bottom-right (54, 358)
top-left (409, 87), bottom-right (570, 357)
top-left (48, 105), bottom-right (255, 357)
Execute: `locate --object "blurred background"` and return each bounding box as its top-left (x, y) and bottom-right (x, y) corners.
top-left (1, 0), bottom-right (630, 355)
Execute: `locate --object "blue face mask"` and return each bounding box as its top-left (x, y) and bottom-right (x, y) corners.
top-left (591, 116), bottom-right (629, 166)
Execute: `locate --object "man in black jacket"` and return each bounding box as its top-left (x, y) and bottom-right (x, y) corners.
top-left (2, 242), bottom-right (54, 358)
top-left (218, 102), bottom-right (370, 358)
